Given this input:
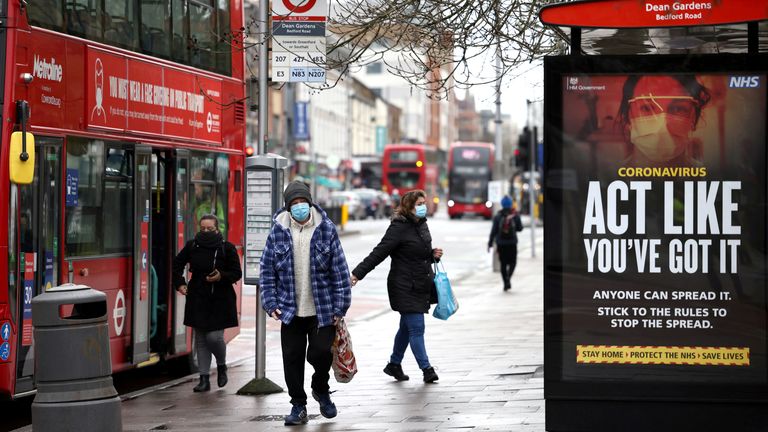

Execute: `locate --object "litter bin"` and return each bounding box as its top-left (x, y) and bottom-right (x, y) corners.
top-left (31, 284), bottom-right (122, 432)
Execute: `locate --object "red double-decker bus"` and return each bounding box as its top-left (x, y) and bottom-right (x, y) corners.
top-left (447, 142), bottom-right (494, 219)
top-left (382, 144), bottom-right (439, 215)
top-left (0, 0), bottom-right (247, 398)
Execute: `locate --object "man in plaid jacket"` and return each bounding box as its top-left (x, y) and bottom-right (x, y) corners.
top-left (260, 180), bottom-right (352, 426)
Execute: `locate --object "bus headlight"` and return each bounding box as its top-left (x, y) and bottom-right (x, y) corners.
top-left (485, 201), bottom-right (493, 208)
top-left (447, 200), bottom-right (455, 207)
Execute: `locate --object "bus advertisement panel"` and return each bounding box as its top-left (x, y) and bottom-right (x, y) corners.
top-left (545, 55), bottom-right (768, 407)
top-left (447, 142), bottom-right (494, 219)
top-left (382, 144), bottom-right (439, 214)
top-left (0, 0), bottom-right (246, 399)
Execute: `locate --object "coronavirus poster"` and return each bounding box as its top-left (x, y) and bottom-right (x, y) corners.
top-left (546, 65), bottom-right (767, 387)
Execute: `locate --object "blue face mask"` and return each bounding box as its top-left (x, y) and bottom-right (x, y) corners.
top-left (415, 204), bottom-right (427, 218)
top-left (290, 202), bottom-right (310, 221)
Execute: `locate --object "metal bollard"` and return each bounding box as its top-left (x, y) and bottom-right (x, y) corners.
top-left (31, 284), bottom-right (122, 432)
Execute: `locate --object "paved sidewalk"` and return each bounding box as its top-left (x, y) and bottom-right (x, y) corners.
top-left (84, 254), bottom-right (544, 431)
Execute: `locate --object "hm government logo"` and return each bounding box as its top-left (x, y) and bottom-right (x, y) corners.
top-left (566, 76), bottom-right (606, 92)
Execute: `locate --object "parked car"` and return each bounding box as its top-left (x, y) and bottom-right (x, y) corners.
top-left (330, 191), bottom-right (366, 220)
top-left (378, 191), bottom-right (394, 217)
top-left (352, 188), bottom-right (385, 219)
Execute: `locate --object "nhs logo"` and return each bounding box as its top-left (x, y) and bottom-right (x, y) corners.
top-left (728, 76), bottom-right (760, 88)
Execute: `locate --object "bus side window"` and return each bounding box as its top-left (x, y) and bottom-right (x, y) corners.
top-left (28, 0), bottom-right (64, 30)
top-left (64, 0), bottom-right (102, 40)
top-left (65, 139), bottom-right (133, 257)
top-left (189, 153), bottom-right (228, 237)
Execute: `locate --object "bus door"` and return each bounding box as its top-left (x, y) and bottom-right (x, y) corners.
top-left (14, 137), bottom-right (62, 393)
top-left (171, 149), bottom-right (190, 354)
top-left (131, 146), bottom-right (152, 364)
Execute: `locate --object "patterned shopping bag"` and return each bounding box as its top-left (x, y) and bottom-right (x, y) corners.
top-left (331, 317), bottom-right (358, 383)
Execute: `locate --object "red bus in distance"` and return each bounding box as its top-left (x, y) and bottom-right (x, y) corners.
top-left (382, 144), bottom-right (439, 215)
top-left (447, 142), bottom-right (494, 219)
top-left (0, 0), bottom-right (246, 399)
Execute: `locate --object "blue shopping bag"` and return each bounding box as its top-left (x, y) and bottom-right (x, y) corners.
top-left (432, 261), bottom-right (459, 320)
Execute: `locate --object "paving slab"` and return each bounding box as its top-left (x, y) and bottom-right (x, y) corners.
top-left (15, 247), bottom-right (544, 432)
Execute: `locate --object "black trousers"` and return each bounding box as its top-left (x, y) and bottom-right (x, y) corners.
top-left (281, 316), bottom-right (335, 405)
top-left (497, 245), bottom-right (518, 288)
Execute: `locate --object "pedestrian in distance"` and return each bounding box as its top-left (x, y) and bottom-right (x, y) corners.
top-left (350, 189), bottom-right (443, 384)
top-left (259, 180), bottom-right (352, 426)
top-left (172, 214), bottom-right (242, 392)
top-left (488, 196), bottom-right (523, 291)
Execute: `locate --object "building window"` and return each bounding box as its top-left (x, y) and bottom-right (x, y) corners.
top-left (366, 63), bottom-right (383, 74)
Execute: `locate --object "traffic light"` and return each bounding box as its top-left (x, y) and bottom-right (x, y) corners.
top-left (515, 128), bottom-right (531, 169)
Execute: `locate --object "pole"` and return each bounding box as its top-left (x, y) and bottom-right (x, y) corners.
top-left (240, 0), bottom-right (281, 393)
top-left (527, 102), bottom-right (536, 258)
top-left (257, 0), bottom-right (268, 156)
top-left (256, 0), bottom-right (269, 379)
top-left (494, 36), bottom-right (503, 180)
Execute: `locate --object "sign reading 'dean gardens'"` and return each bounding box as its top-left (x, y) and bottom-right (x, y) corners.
top-left (540, 0), bottom-right (768, 28)
top-left (272, 0), bottom-right (327, 83)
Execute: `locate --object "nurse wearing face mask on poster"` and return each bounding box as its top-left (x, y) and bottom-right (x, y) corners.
top-left (351, 189), bottom-right (443, 384)
top-left (618, 75), bottom-right (711, 167)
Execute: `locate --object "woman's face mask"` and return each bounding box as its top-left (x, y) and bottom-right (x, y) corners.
top-left (415, 204), bottom-right (427, 218)
top-left (629, 114), bottom-right (693, 163)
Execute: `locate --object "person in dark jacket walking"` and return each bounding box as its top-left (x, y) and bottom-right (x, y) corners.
top-left (488, 195), bottom-right (523, 291)
top-left (351, 189), bottom-right (443, 384)
top-left (260, 181), bottom-right (352, 426)
top-left (173, 214), bottom-right (242, 392)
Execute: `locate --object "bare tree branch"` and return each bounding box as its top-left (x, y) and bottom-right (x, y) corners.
top-left (242, 0), bottom-right (568, 97)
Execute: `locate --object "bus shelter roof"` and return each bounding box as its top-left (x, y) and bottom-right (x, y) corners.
top-left (559, 22), bottom-right (768, 55)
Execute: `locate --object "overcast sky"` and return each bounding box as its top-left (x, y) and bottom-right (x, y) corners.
top-left (460, 58), bottom-right (544, 131)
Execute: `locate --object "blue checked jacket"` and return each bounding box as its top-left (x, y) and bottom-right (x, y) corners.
top-left (259, 204), bottom-right (352, 327)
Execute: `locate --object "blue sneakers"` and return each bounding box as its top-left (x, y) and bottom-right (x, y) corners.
top-left (312, 390), bottom-right (338, 419)
top-left (284, 404), bottom-right (308, 426)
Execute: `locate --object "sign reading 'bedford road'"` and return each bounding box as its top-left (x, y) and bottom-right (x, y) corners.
top-left (272, 0), bottom-right (327, 83)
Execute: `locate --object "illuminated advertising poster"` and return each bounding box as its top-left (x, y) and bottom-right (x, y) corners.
top-left (545, 56), bottom-right (768, 394)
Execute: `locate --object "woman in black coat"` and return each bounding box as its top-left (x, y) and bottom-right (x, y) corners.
top-left (351, 190), bottom-right (443, 383)
top-left (173, 214), bottom-right (242, 392)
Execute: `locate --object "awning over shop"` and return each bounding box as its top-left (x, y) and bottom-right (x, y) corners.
top-left (315, 176), bottom-right (343, 190)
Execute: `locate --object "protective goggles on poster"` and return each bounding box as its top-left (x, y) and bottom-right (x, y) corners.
top-left (628, 95), bottom-right (697, 120)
